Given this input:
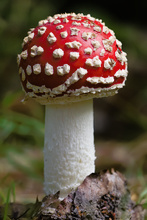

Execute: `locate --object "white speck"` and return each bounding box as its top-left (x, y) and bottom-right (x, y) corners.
top-left (26, 65), bottom-right (32, 75)
top-left (37, 46), bottom-right (44, 55)
top-left (72, 21), bottom-right (81, 26)
top-left (82, 32), bottom-right (91, 40)
top-left (86, 77), bottom-right (97, 84)
top-left (21, 50), bottom-right (28, 59)
top-left (65, 41), bottom-right (82, 49)
top-left (21, 69), bottom-right (26, 81)
top-left (82, 22), bottom-right (91, 28)
top-left (17, 54), bottom-right (21, 65)
top-left (30, 45), bottom-right (44, 57)
top-left (38, 26), bottom-right (47, 35)
top-left (93, 56), bottom-right (102, 67)
top-left (60, 31), bottom-right (68, 38)
top-left (29, 28), bottom-right (35, 34)
top-left (87, 14), bottom-right (95, 21)
top-left (86, 76), bottom-right (114, 84)
top-left (70, 27), bottom-right (80, 36)
top-left (102, 39), bottom-right (112, 52)
top-left (85, 58), bottom-right (93, 66)
top-left (114, 69), bottom-right (128, 78)
top-left (52, 84), bottom-right (67, 95)
top-left (27, 28), bottom-right (35, 35)
top-left (38, 19), bottom-right (48, 26)
top-left (102, 35), bottom-right (116, 52)
top-left (85, 56), bottom-right (101, 67)
top-left (93, 26), bottom-right (101, 32)
top-left (91, 40), bottom-right (101, 51)
top-left (63, 18), bottom-right (69, 23)
top-left (100, 49), bottom-right (105, 56)
top-left (19, 67), bottom-right (22, 74)
top-left (109, 36), bottom-right (116, 45)
top-left (53, 48), bottom-right (64, 59)
top-left (109, 29), bottom-right (115, 36)
top-left (104, 58), bottom-right (116, 70)
top-left (33, 64), bottom-right (41, 74)
top-left (115, 50), bottom-right (121, 62)
top-left (71, 14), bottom-right (82, 21)
top-left (47, 32), bottom-right (57, 44)
top-left (63, 64), bottom-right (70, 74)
top-left (22, 36), bottom-right (28, 47)
top-left (115, 50), bottom-right (127, 65)
top-left (57, 64), bottom-right (70, 76)
top-left (28, 32), bottom-right (34, 41)
top-left (116, 39), bottom-right (122, 49)
top-left (45, 63), bottom-right (54, 75)
top-left (57, 66), bottom-right (64, 76)
top-left (64, 67), bottom-right (87, 88)
top-left (103, 26), bottom-right (110, 34)
top-left (53, 14), bottom-right (61, 19)
top-left (56, 25), bottom-right (64, 30)
top-left (82, 32), bottom-right (96, 40)
top-left (65, 71), bottom-right (79, 86)
top-left (54, 19), bottom-right (61, 24)
top-left (77, 67), bottom-right (88, 78)
top-left (47, 16), bottom-right (55, 23)
top-left (84, 47), bottom-right (92, 55)
top-left (30, 45), bottom-right (38, 57)
top-left (70, 52), bottom-right (80, 60)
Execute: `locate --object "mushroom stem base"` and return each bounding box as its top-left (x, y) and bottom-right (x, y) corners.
top-left (44, 99), bottom-right (95, 199)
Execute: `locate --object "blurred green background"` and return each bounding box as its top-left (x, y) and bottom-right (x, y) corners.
top-left (0, 0), bottom-right (147, 208)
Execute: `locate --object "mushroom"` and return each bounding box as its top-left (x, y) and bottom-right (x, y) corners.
top-left (17, 13), bottom-right (128, 199)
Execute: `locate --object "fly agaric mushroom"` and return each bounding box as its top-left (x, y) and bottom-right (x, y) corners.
top-left (17, 13), bottom-right (128, 199)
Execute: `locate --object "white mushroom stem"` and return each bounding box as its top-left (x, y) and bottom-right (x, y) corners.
top-left (44, 99), bottom-right (95, 199)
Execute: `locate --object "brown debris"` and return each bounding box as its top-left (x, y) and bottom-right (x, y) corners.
top-left (0, 170), bottom-right (145, 219)
top-left (37, 170), bottom-right (145, 219)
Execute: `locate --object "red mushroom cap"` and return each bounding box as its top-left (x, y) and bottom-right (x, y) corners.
top-left (17, 13), bottom-right (128, 104)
